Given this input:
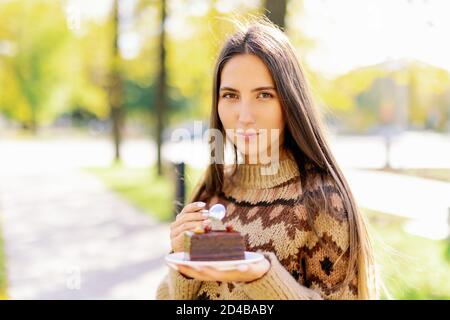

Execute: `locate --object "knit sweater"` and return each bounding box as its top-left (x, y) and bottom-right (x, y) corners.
top-left (156, 156), bottom-right (358, 300)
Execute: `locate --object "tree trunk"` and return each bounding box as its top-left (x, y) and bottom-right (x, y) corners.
top-left (110, 79), bottom-right (123, 162)
top-left (155, 0), bottom-right (167, 176)
top-left (29, 106), bottom-right (37, 135)
top-left (109, 0), bottom-right (123, 162)
top-left (264, 0), bottom-right (288, 29)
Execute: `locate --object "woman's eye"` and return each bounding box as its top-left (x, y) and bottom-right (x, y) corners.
top-left (258, 92), bottom-right (273, 99)
top-left (222, 93), bottom-right (238, 99)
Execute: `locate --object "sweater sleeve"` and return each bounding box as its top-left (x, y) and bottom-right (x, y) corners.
top-left (301, 175), bottom-right (359, 300)
top-left (302, 224), bottom-right (358, 300)
top-left (301, 213), bottom-right (359, 299)
top-left (155, 267), bottom-right (203, 300)
top-left (234, 251), bottom-right (323, 300)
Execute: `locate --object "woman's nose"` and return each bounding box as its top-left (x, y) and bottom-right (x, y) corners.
top-left (237, 101), bottom-right (255, 125)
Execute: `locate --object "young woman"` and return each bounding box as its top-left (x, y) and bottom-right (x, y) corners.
top-left (157, 18), bottom-right (379, 300)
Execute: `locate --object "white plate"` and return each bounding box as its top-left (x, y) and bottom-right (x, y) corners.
top-left (165, 251), bottom-right (264, 271)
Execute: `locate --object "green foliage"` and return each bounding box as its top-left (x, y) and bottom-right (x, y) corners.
top-left (1, 1), bottom-right (449, 133)
top-left (364, 209), bottom-right (450, 300)
top-left (123, 79), bottom-right (190, 118)
top-left (62, 21), bottom-right (111, 119)
top-left (0, 0), bottom-right (71, 128)
top-left (321, 61), bottom-right (450, 133)
top-left (123, 80), bottom-right (154, 115)
top-left (85, 164), bottom-right (204, 222)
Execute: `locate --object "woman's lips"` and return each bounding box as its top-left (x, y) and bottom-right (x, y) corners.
top-left (235, 130), bottom-right (259, 141)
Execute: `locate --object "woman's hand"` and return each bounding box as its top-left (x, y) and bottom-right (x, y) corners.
top-left (170, 202), bottom-right (211, 252)
top-left (177, 257), bottom-right (271, 283)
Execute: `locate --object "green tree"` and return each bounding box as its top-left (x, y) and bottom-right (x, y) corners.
top-left (0, 1), bottom-right (71, 131)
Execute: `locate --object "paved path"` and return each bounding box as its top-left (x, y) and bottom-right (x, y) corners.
top-left (0, 167), bottom-right (171, 299)
top-left (344, 168), bottom-right (450, 240)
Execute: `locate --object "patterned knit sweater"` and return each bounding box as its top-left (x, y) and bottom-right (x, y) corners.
top-left (156, 156), bottom-right (358, 300)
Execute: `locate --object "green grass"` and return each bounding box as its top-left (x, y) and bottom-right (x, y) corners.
top-left (85, 163), bottom-right (204, 222)
top-left (363, 208), bottom-right (450, 300)
top-left (0, 215), bottom-right (8, 300)
top-left (378, 168), bottom-right (450, 183)
top-left (86, 165), bottom-right (450, 299)
top-left (369, 168), bottom-right (450, 299)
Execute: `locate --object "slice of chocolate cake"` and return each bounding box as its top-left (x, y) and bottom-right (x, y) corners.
top-left (184, 225), bottom-right (246, 261)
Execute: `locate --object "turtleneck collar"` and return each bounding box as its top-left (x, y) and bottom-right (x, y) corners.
top-left (231, 154), bottom-right (300, 189)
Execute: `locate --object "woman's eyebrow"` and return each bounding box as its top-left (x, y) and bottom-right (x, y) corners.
top-left (219, 86), bottom-right (276, 92)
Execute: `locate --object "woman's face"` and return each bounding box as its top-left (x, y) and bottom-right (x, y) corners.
top-left (217, 54), bottom-right (285, 164)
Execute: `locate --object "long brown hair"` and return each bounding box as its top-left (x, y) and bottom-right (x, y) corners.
top-left (191, 17), bottom-right (379, 300)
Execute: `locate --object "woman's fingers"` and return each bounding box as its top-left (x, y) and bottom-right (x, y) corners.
top-left (172, 210), bottom-right (209, 230)
top-left (171, 219), bottom-right (211, 239)
top-left (179, 202), bottom-right (206, 216)
top-left (170, 219), bottom-right (210, 251)
top-left (169, 202), bottom-right (210, 252)
top-left (170, 233), bottom-right (185, 252)
top-left (171, 202), bottom-right (208, 230)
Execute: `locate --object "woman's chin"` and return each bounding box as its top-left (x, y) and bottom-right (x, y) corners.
top-left (235, 144), bottom-right (260, 155)
top-left (238, 150), bottom-right (279, 164)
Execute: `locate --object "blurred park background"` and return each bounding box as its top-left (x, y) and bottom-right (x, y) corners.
top-left (0, 0), bottom-right (449, 300)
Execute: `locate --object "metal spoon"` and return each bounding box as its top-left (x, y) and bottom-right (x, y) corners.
top-left (208, 203), bottom-right (226, 221)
